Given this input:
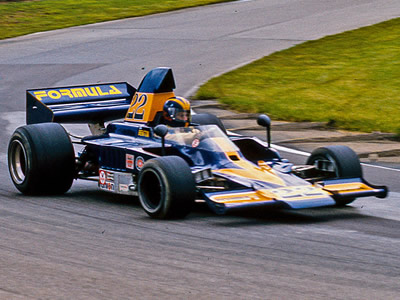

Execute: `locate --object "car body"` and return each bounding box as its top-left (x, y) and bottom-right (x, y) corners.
top-left (8, 67), bottom-right (388, 219)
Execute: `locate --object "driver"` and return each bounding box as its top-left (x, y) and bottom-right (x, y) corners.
top-left (162, 97), bottom-right (200, 146)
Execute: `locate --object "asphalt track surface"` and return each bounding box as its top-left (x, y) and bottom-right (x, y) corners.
top-left (1, 0), bottom-right (400, 299)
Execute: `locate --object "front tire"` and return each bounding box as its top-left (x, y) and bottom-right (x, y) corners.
top-left (138, 156), bottom-right (196, 219)
top-left (8, 122), bottom-right (75, 195)
top-left (306, 145), bottom-right (362, 206)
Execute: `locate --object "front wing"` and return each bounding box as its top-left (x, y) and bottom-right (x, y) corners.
top-left (202, 178), bottom-right (388, 214)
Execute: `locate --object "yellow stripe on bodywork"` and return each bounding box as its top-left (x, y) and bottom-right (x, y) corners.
top-left (209, 137), bottom-right (286, 186)
top-left (323, 182), bottom-right (375, 193)
top-left (216, 165), bottom-right (286, 186)
top-left (209, 190), bottom-right (269, 204)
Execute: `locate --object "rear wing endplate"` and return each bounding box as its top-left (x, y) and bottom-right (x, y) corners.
top-left (26, 83), bottom-right (136, 124)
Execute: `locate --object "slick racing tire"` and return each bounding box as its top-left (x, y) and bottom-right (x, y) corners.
top-left (138, 156), bottom-right (196, 219)
top-left (191, 113), bottom-right (227, 134)
top-left (306, 145), bottom-right (362, 206)
top-left (8, 122), bottom-right (75, 195)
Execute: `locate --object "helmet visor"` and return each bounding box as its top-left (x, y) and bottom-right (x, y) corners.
top-left (174, 110), bottom-right (190, 121)
top-left (168, 107), bottom-right (190, 122)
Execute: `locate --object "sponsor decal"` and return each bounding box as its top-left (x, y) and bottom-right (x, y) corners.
top-left (136, 156), bottom-right (145, 170)
top-left (270, 186), bottom-right (327, 200)
top-left (192, 138), bottom-right (200, 148)
top-left (126, 154), bottom-right (134, 169)
top-left (99, 169), bottom-right (115, 191)
top-left (33, 85), bottom-right (123, 101)
top-left (138, 129), bottom-right (150, 137)
top-left (99, 170), bottom-right (106, 185)
top-left (119, 184), bottom-right (129, 192)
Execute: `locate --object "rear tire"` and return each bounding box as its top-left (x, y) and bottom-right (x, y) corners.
top-left (138, 156), bottom-right (196, 219)
top-left (8, 123), bottom-right (75, 195)
top-left (306, 145), bottom-right (362, 206)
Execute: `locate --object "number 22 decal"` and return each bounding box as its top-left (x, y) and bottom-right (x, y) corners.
top-left (130, 93), bottom-right (148, 120)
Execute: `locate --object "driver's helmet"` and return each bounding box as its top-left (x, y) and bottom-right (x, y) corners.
top-left (163, 96), bottom-right (191, 127)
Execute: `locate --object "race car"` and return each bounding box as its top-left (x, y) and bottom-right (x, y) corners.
top-left (8, 67), bottom-right (388, 219)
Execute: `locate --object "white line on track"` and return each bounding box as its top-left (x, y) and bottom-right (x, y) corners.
top-left (272, 143), bottom-right (400, 172)
top-left (272, 144), bottom-right (309, 157)
top-left (361, 163), bottom-right (400, 172)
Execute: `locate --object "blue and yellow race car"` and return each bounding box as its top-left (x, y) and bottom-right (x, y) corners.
top-left (8, 67), bottom-right (388, 219)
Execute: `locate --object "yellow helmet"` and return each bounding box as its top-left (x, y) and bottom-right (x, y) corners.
top-left (163, 96), bottom-right (191, 127)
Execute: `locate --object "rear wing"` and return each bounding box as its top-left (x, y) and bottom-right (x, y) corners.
top-left (26, 83), bottom-right (136, 124)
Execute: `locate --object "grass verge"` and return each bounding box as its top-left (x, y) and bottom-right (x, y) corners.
top-left (0, 0), bottom-right (232, 40)
top-left (195, 18), bottom-right (400, 133)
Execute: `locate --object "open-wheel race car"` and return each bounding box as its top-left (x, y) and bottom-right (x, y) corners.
top-left (8, 67), bottom-right (388, 219)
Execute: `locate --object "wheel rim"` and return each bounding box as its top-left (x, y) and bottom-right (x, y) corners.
top-left (311, 154), bottom-right (339, 178)
top-left (9, 140), bottom-right (28, 184)
top-left (139, 169), bottom-right (164, 213)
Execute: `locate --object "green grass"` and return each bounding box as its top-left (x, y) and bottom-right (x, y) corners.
top-left (195, 18), bottom-right (400, 133)
top-left (0, 0), bottom-right (232, 40)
